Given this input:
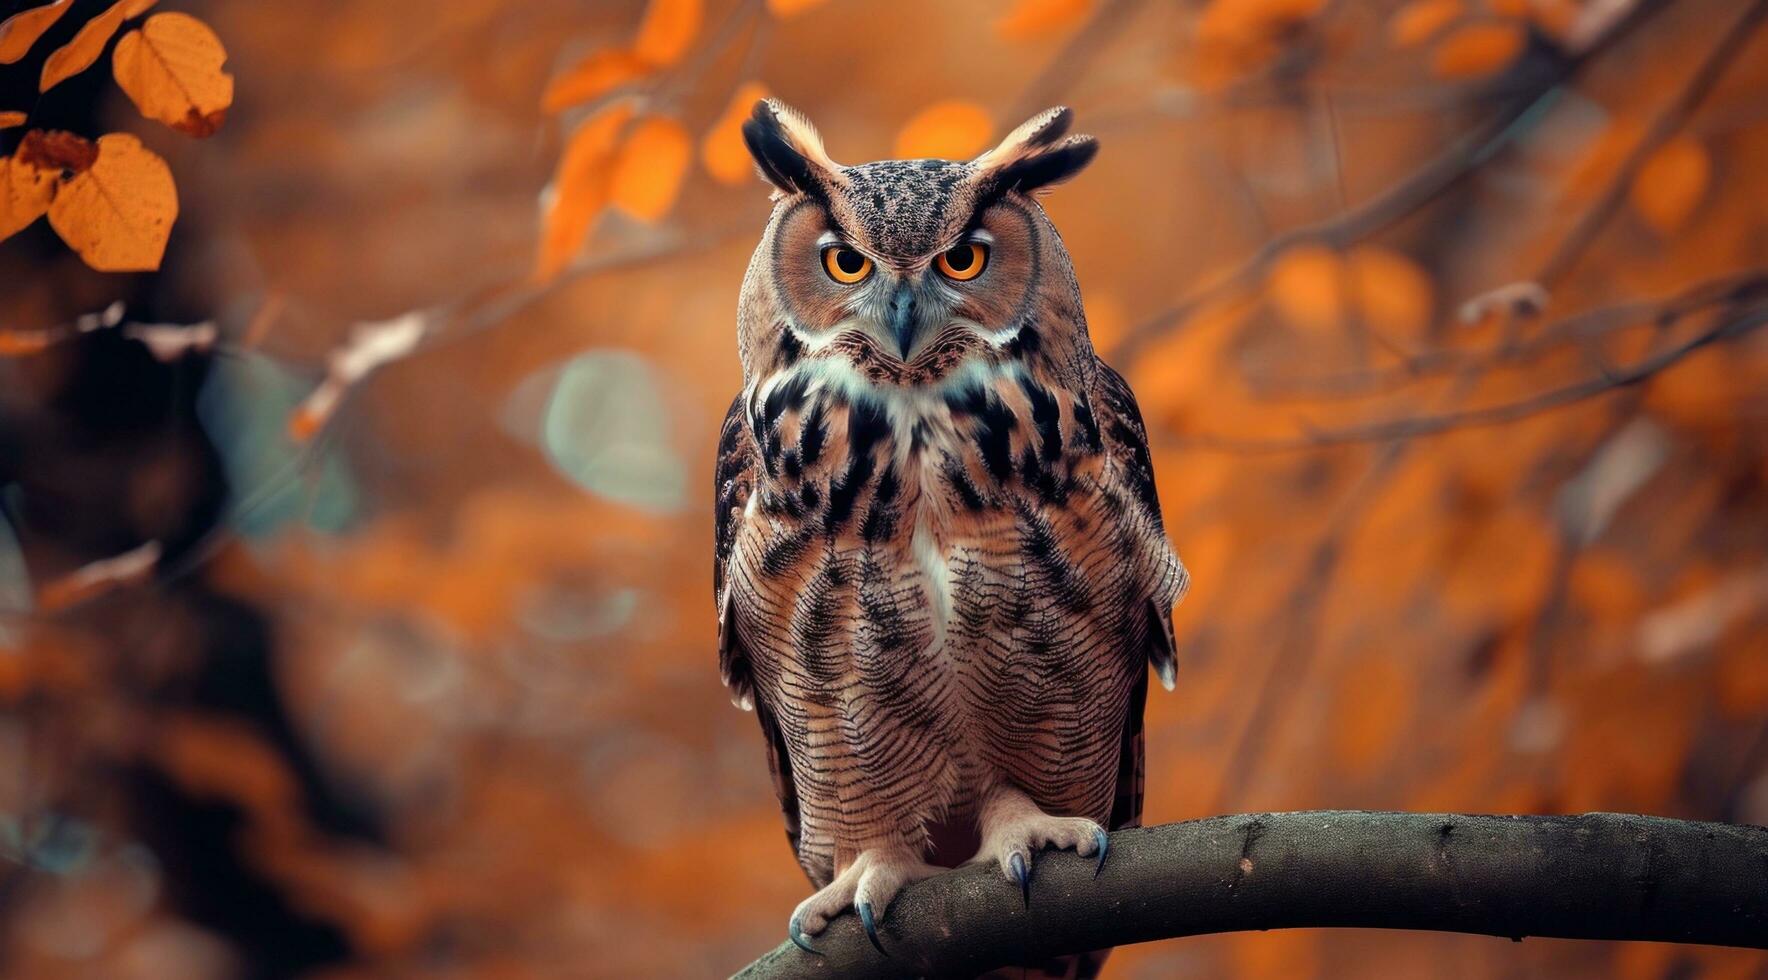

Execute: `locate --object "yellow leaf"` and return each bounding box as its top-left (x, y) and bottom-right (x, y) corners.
top-left (632, 0), bottom-right (700, 67)
top-left (611, 116), bottom-right (691, 222)
top-left (765, 0), bottom-right (828, 17)
top-left (47, 132), bottom-right (178, 272)
top-left (0, 111), bottom-right (25, 128)
top-left (702, 81), bottom-right (769, 185)
top-left (39, 0), bottom-right (156, 92)
top-left (0, 0), bottom-right (71, 64)
top-left (112, 13), bottom-right (233, 137)
top-left (1386, 0), bottom-right (1462, 48)
top-left (541, 47), bottom-right (652, 113)
top-left (1629, 136), bottom-right (1709, 237)
top-left (1347, 245), bottom-right (1434, 337)
top-left (537, 104), bottom-right (633, 282)
top-left (893, 100), bottom-right (993, 160)
top-left (0, 151), bottom-right (56, 241)
top-left (1266, 242), bottom-right (1345, 334)
top-left (1430, 21), bottom-right (1524, 78)
top-left (995, 0), bottom-right (1094, 40)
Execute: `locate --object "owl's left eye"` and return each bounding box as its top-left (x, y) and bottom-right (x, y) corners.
top-left (822, 246), bottom-right (873, 284)
top-left (935, 243), bottom-right (988, 282)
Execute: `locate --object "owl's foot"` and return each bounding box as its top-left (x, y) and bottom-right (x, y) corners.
top-left (972, 785), bottom-right (1109, 905)
top-left (786, 847), bottom-right (942, 957)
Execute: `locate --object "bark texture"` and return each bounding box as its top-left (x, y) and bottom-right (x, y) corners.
top-left (735, 811), bottom-right (1768, 979)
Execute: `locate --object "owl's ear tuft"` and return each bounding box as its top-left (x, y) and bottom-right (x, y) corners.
top-left (990, 135), bottom-right (1098, 195)
top-left (742, 98), bottom-right (840, 197)
top-left (973, 107), bottom-right (1097, 196)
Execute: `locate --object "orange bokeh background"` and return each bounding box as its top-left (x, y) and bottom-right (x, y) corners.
top-left (3, 0), bottom-right (1767, 976)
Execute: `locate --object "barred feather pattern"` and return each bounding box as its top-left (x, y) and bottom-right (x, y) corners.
top-left (715, 321), bottom-right (1185, 886)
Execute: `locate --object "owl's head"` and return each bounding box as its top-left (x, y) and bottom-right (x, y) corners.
top-left (736, 99), bottom-right (1098, 388)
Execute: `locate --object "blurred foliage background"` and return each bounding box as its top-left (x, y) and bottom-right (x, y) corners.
top-left (2, 0), bottom-right (1768, 976)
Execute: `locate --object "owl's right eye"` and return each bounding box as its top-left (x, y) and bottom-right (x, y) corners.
top-left (822, 246), bottom-right (873, 284)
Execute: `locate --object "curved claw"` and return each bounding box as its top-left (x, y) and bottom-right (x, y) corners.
top-left (1008, 850), bottom-right (1032, 907)
top-left (856, 900), bottom-right (888, 956)
top-left (1092, 827), bottom-right (1110, 878)
top-left (787, 913), bottom-right (821, 956)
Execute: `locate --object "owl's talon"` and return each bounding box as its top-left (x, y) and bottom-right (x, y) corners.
top-left (856, 899), bottom-right (887, 955)
top-left (787, 913), bottom-right (821, 955)
top-left (1092, 827), bottom-right (1110, 878)
top-left (1008, 850), bottom-right (1032, 906)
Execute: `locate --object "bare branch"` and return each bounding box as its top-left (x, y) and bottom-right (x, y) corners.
top-left (1176, 303), bottom-right (1768, 454)
top-left (735, 811), bottom-right (1768, 979)
top-left (1111, 0), bottom-right (1673, 367)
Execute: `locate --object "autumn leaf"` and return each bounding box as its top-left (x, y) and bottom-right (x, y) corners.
top-left (0, 151), bottom-right (55, 241)
top-left (0, 111), bottom-right (25, 128)
top-left (765, 0), bottom-right (828, 17)
top-left (631, 0), bottom-right (700, 67)
top-left (112, 12), bottom-right (233, 137)
top-left (1430, 21), bottom-right (1524, 78)
top-left (46, 132), bottom-right (178, 272)
top-left (541, 47), bottom-right (652, 113)
top-left (39, 0), bottom-right (157, 93)
top-left (537, 103), bottom-right (633, 281)
top-left (0, 0), bottom-right (71, 64)
top-left (1266, 242), bottom-right (1345, 334)
top-left (611, 116), bottom-right (690, 222)
top-left (702, 81), bottom-right (768, 185)
top-left (16, 127), bottom-right (97, 171)
top-left (1347, 245), bottom-right (1434, 337)
top-left (893, 100), bottom-right (993, 160)
top-left (1386, 0), bottom-right (1463, 48)
top-left (1629, 136), bottom-right (1709, 237)
top-left (996, 0), bottom-right (1094, 40)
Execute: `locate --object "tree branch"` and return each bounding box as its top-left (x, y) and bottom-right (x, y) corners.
top-left (735, 811), bottom-right (1768, 979)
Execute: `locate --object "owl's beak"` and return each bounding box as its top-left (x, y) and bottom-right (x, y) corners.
top-left (887, 281), bottom-right (919, 359)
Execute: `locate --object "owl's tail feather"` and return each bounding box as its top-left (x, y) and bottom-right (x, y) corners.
top-left (977, 947), bottom-right (1111, 980)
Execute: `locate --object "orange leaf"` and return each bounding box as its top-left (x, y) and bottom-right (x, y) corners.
top-left (38, 0), bottom-right (155, 92)
top-left (47, 132), bottom-right (178, 272)
top-left (1266, 242), bottom-right (1345, 335)
top-left (765, 0), bottom-right (828, 17)
top-left (0, 149), bottom-right (56, 241)
top-left (1486, 0), bottom-right (1527, 16)
top-left (893, 100), bottom-right (993, 160)
top-left (0, 0), bottom-right (71, 63)
top-left (1628, 136), bottom-right (1709, 237)
top-left (541, 47), bottom-right (652, 113)
top-left (0, 0), bottom-right (73, 63)
top-left (1347, 245), bottom-right (1434, 337)
top-left (111, 12), bottom-right (233, 137)
top-left (996, 0), bottom-right (1094, 40)
top-left (1386, 0), bottom-right (1462, 47)
top-left (702, 81), bottom-right (769, 185)
top-left (611, 115), bottom-right (691, 222)
top-left (537, 103), bottom-right (633, 281)
top-left (1430, 20), bottom-right (1524, 78)
top-left (16, 127), bottom-right (97, 171)
top-left (0, 111), bottom-right (24, 128)
top-left (632, 0), bottom-right (700, 67)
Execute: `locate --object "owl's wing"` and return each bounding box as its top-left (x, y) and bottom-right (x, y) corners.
top-left (1090, 362), bottom-right (1186, 830)
top-left (712, 393), bottom-right (805, 862)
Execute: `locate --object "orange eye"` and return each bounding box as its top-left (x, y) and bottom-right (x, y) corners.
top-left (935, 242), bottom-right (988, 281)
top-left (822, 246), bottom-right (873, 284)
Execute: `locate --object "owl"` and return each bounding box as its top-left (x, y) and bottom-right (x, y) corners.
top-left (714, 99), bottom-right (1187, 971)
